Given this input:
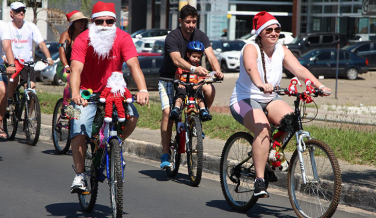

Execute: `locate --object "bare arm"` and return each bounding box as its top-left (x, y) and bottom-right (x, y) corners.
top-left (125, 57), bottom-right (149, 106)
top-left (2, 39), bottom-right (16, 74)
top-left (58, 31), bottom-right (70, 71)
top-left (204, 46), bottom-right (223, 79)
top-left (69, 60), bottom-right (85, 105)
top-left (38, 41), bottom-right (54, 65)
top-left (170, 51), bottom-right (207, 77)
top-left (283, 46), bottom-right (331, 94)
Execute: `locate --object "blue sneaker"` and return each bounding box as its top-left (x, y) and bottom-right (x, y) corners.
top-left (160, 153), bottom-right (172, 169)
top-left (169, 107), bottom-right (181, 121)
top-left (200, 109), bottom-right (212, 122)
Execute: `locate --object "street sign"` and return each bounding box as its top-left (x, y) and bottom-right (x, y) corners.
top-left (362, 0), bottom-right (376, 15)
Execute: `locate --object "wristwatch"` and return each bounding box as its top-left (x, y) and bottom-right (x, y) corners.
top-left (9, 64), bottom-right (15, 67)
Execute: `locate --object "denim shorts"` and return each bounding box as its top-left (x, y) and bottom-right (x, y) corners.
top-left (0, 65), bottom-right (7, 85)
top-left (70, 90), bottom-right (139, 139)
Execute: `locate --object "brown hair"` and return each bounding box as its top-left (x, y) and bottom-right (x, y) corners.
top-left (255, 36), bottom-right (268, 83)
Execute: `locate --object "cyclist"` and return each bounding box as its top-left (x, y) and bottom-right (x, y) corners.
top-left (0, 20), bottom-right (16, 139)
top-left (169, 40), bottom-right (212, 122)
top-left (57, 10), bottom-right (88, 118)
top-left (158, 4), bottom-right (223, 169)
top-left (5, 2), bottom-right (54, 101)
top-left (229, 11), bottom-right (331, 197)
top-left (69, 1), bottom-right (149, 194)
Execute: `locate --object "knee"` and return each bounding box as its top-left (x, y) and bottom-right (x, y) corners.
top-left (255, 126), bottom-right (271, 140)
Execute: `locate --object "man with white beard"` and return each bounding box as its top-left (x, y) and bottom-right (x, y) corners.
top-left (69, 1), bottom-right (149, 193)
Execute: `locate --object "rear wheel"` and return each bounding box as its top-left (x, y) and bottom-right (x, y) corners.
top-left (166, 121), bottom-right (181, 177)
top-left (24, 92), bottom-right (41, 145)
top-left (52, 98), bottom-right (71, 154)
top-left (346, 67), bottom-right (358, 80)
top-left (109, 138), bottom-right (123, 218)
top-left (187, 116), bottom-right (203, 186)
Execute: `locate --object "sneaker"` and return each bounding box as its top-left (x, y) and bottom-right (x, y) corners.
top-left (254, 178), bottom-right (269, 198)
top-left (160, 153), bottom-right (172, 169)
top-left (200, 109), bottom-right (212, 122)
top-left (70, 173), bottom-right (87, 194)
top-left (169, 107), bottom-right (181, 120)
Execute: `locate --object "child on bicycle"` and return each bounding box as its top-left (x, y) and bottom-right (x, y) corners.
top-left (169, 41), bottom-right (212, 122)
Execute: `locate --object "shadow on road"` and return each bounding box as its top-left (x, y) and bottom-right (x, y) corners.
top-left (139, 169), bottom-right (193, 186)
top-left (45, 202), bottom-right (126, 217)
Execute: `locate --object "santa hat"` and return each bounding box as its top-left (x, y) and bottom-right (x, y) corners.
top-left (305, 79), bottom-right (314, 86)
top-left (66, 10), bottom-right (88, 23)
top-left (251, 11), bottom-right (281, 36)
top-left (291, 77), bottom-right (302, 86)
top-left (92, 1), bottom-right (116, 19)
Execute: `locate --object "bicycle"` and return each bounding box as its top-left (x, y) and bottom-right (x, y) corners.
top-left (160, 74), bottom-right (222, 186)
top-left (72, 93), bottom-right (132, 218)
top-left (4, 60), bottom-right (45, 145)
top-left (220, 86), bottom-right (342, 218)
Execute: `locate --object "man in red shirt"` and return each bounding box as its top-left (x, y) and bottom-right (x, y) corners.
top-left (69, 1), bottom-right (149, 193)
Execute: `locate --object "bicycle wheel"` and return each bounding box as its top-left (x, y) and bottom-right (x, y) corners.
top-left (24, 92), bottom-right (41, 145)
top-left (287, 139), bottom-right (342, 218)
top-left (220, 132), bottom-right (259, 211)
top-left (4, 93), bottom-right (19, 140)
top-left (166, 121), bottom-right (181, 177)
top-left (109, 138), bottom-right (123, 218)
top-left (78, 142), bottom-right (99, 212)
top-left (52, 98), bottom-right (71, 154)
top-left (186, 116), bottom-right (203, 186)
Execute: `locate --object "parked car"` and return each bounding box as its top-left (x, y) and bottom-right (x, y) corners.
top-left (284, 48), bottom-right (368, 80)
top-left (135, 38), bottom-right (157, 53)
top-left (342, 41), bottom-right (376, 69)
top-left (131, 28), bottom-right (169, 43)
top-left (150, 40), bottom-right (165, 55)
top-left (209, 40), bottom-right (245, 73)
top-left (35, 41), bottom-right (59, 81)
top-left (123, 56), bottom-right (163, 90)
top-left (34, 52), bottom-right (64, 85)
top-left (285, 32), bottom-right (348, 57)
top-left (239, 31), bottom-right (294, 45)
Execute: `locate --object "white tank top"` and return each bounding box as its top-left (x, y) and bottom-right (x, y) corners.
top-left (230, 42), bottom-right (284, 105)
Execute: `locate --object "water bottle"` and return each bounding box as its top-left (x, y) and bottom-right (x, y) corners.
top-left (177, 122), bottom-right (186, 153)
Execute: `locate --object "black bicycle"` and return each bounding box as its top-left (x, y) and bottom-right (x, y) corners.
top-left (220, 86), bottom-right (342, 218)
top-left (4, 61), bottom-right (45, 145)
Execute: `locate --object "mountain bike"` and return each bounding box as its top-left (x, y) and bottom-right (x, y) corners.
top-left (4, 61), bottom-right (44, 145)
top-left (73, 93), bottom-right (132, 218)
top-left (220, 86), bottom-right (342, 218)
top-left (160, 74), bottom-right (221, 186)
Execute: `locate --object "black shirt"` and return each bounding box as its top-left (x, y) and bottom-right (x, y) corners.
top-left (159, 27), bottom-right (211, 78)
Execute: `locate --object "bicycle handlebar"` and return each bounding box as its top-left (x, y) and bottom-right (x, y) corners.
top-left (159, 75), bottom-right (222, 87)
top-left (260, 86), bottom-right (331, 97)
top-left (9, 59), bottom-right (49, 82)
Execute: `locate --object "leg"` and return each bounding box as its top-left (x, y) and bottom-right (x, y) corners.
top-left (0, 75), bottom-right (7, 138)
top-left (202, 83), bottom-right (215, 108)
top-left (120, 103), bottom-right (139, 140)
top-left (7, 74), bottom-right (19, 100)
top-left (266, 100), bottom-right (294, 125)
top-left (71, 135), bottom-right (87, 174)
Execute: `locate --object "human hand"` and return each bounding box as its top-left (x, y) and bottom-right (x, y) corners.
top-left (72, 94), bottom-right (87, 107)
top-left (319, 86), bottom-right (331, 96)
top-left (213, 70), bottom-right (224, 80)
top-left (136, 91), bottom-right (149, 106)
top-left (259, 83), bottom-right (274, 93)
top-left (6, 66), bottom-right (16, 74)
top-left (195, 66), bottom-right (207, 77)
top-left (47, 59), bottom-right (54, 66)
top-left (178, 84), bottom-right (185, 89)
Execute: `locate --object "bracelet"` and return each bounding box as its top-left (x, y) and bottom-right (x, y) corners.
top-left (47, 58), bottom-right (52, 61)
top-left (64, 65), bottom-right (69, 69)
top-left (190, 66), bottom-right (196, 74)
top-left (318, 85), bottom-right (325, 89)
top-left (139, 89), bottom-right (148, 93)
top-left (9, 64), bottom-right (15, 67)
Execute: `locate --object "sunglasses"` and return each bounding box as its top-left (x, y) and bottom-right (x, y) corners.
top-left (13, 8), bottom-right (26, 14)
top-left (94, 19), bottom-right (115, 25)
top-left (265, 27), bottom-right (281, 34)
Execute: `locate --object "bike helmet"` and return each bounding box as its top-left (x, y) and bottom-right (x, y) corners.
top-left (187, 41), bottom-right (205, 52)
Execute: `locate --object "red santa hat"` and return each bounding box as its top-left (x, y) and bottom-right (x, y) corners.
top-left (251, 11), bottom-right (281, 36)
top-left (66, 10), bottom-right (88, 23)
top-left (91, 1), bottom-right (116, 19)
top-left (305, 79), bottom-right (314, 86)
top-left (291, 77), bottom-right (302, 86)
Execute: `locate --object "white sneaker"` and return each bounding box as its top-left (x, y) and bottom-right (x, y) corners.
top-left (70, 173), bottom-right (87, 194)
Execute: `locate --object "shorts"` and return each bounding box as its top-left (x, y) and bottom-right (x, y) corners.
top-left (230, 96), bottom-right (282, 125)
top-left (20, 65), bottom-right (36, 84)
top-left (158, 80), bottom-right (174, 110)
top-left (0, 65), bottom-right (7, 85)
top-left (70, 90), bottom-right (139, 139)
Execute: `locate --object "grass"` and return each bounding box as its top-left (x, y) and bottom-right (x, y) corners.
top-left (40, 96), bottom-right (376, 166)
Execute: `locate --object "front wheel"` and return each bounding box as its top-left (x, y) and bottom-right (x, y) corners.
top-left (24, 92), bottom-right (41, 145)
top-left (187, 116), bottom-right (203, 186)
top-left (220, 132), bottom-right (259, 211)
top-left (166, 122), bottom-right (181, 177)
top-left (287, 139), bottom-right (342, 218)
top-left (109, 138), bottom-right (123, 218)
top-left (52, 98), bottom-right (71, 154)
top-left (4, 94), bottom-right (19, 140)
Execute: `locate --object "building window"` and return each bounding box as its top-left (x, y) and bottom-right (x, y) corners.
top-left (370, 18), bottom-right (376, 34)
top-left (313, 18), bottom-right (320, 31)
top-left (357, 18), bottom-right (369, 34)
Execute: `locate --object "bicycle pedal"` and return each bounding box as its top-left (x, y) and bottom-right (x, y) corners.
top-left (81, 191), bottom-right (90, 195)
top-left (257, 193), bottom-right (269, 198)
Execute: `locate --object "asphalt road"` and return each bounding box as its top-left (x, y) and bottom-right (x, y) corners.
top-left (0, 136), bottom-right (374, 218)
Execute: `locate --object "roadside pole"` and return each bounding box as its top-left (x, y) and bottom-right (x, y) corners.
top-left (335, 43), bottom-right (339, 99)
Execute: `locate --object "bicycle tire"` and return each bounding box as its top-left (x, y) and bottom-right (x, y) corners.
top-left (4, 94), bottom-right (19, 140)
top-left (220, 132), bottom-right (259, 211)
top-left (24, 92), bottom-right (41, 145)
top-left (287, 139), bottom-right (342, 218)
top-left (52, 98), bottom-right (71, 154)
top-left (186, 116), bottom-right (203, 186)
top-left (78, 142), bottom-right (99, 212)
top-left (109, 138), bottom-right (123, 218)
top-left (166, 120), bottom-right (181, 177)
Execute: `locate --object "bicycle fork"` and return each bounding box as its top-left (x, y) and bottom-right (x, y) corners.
top-left (295, 130), bottom-right (318, 184)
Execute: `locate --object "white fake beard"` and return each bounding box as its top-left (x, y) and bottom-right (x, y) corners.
top-left (106, 74), bottom-right (127, 96)
top-left (88, 23), bottom-right (117, 59)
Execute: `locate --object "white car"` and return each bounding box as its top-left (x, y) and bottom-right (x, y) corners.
top-left (239, 31), bottom-right (294, 45)
top-left (34, 52), bottom-right (64, 85)
top-left (208, 40), bottom-right (245, 73)
top-left (131, 28), bottom-right (169, 43)
top-left (135, 38), bottom-right (158, 53)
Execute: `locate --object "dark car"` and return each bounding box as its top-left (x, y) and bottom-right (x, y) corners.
top-left (284, 48), bottom-right (368, 80)
top-left (150, 40), bottom-right (165, 55)
top-left (123, 56), bottom-right (163, 90)
top-left (35, 41), bottom-right (59, 61)
top-left (342, 41), bottom-right (376, 69)
top-left (286, 32), bottom-right (348, 57)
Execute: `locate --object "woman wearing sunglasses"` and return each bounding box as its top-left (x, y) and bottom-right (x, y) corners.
top-left (229, 11), bottom-right (331, 197)
top-left (57, 10), bottom-right (89, 117)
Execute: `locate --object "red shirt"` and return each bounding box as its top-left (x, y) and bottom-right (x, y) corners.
top-left (71, 28), bottom-right (138, 92)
